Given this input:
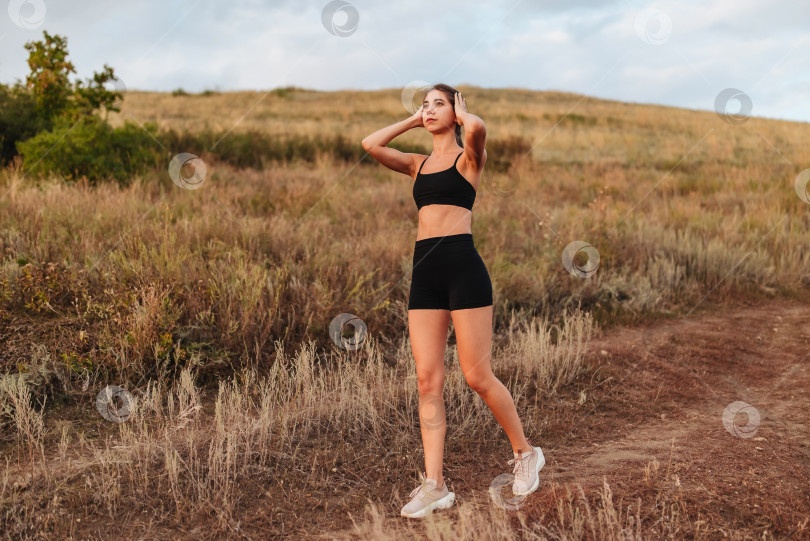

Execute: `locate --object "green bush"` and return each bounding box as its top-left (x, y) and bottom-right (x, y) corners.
top-left (158, 128), bottom-right (370, 169)
top-left (16, 114), bottom-right (164, 185)
top-left (0, 83), bottom-right (51, 166)
top-left (3, 30), bottom-right (123, 172)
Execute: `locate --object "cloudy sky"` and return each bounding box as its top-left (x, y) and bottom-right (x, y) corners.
top-left (1, 0), bottom-right (808, 123)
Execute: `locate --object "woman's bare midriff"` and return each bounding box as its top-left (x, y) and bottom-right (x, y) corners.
top-left (416, 205), bottom-right (472, 241)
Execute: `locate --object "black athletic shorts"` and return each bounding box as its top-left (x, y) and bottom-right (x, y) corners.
top-left (408, 233), bottom-right (493, 311)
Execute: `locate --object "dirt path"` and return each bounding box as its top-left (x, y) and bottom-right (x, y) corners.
top-left (501, 298), bottom-right (809, 537)
top-left (559, 300), bottom-right (809, 484)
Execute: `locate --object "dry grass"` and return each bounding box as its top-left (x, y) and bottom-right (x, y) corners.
top-left (1, 305), bottom-right (595, 537)
top-left (346, 477), bottom-right (649, 541)
top-left (1, 86), bottom-right (809, 538)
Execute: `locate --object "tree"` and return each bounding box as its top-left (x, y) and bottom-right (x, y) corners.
top-left (74, 64), bottom-right (124, 121)
top-left (22, 30), bottom-right (123, 124)
top-left (1, 30), bottom-right (127, 166)
top-left (23, 30), bottom-right (76, 122)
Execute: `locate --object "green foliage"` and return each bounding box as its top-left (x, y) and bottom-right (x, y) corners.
top-left (487, 134), bottom-right (532, 158)
top-left (158, 129), bottom-right (369, 169)
top-left (486, 134), bottom-right (533, 172)
top-left (73, 63), bottom-right (124, 120)
top-left (22, 30), bottom-right (122, 124)
top-left (23, 30), bottom-right (76, 122)
top-left (271, 87), bottom-right (292, 99)
top-left (60, 352), bottom-right (94, 375)
top-left (16, 115), bottom-right (164, 185)
top-left (0, 82), bottom-right (50, 165)
top-left (2, 30), bottom-right (124, 169)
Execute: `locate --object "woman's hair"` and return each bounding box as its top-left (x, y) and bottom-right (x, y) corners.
top-left (423, 83), bottom-right (464, 148)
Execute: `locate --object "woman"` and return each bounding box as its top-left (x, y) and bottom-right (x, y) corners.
top-left (361, 84), bottom-right (544, 519)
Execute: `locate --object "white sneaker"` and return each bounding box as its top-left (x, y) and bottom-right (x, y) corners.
top-left (508, 446), bottom-right (545, 496)
top-left (400, 471), bottom-right (455, 518)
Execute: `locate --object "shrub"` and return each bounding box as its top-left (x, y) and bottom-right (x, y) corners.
top-left (3, 30), bottom-right (122, 170)
top-left (0, 83), bottom-right (51, 166)
top-left (158, 128), bottom-right (371, 169)
top-left (16, 114), bottom-right (164, 185)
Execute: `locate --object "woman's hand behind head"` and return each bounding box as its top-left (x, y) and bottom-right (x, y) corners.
top-left (409, 105), bottom-right (425, 129)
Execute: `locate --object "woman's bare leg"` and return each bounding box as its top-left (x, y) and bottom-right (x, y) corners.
top-left (408, 308), bottom-right (451, 487)
top-left (450, 305), bottom-right (533, 455)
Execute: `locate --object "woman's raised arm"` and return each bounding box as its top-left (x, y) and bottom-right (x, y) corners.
top-left (361, 109), bottom-right (424, 178)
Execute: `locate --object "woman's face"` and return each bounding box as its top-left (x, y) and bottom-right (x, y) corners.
top-left (422, 90), bottom-right (455, 131)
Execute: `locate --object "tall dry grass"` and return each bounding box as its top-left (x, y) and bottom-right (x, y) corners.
top-left (0, 373), bottom-right (46, 466)
top-left (1, 306), bottom-right (595, 537)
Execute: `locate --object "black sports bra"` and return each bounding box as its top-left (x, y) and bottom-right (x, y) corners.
top-left (412, 151), bottom-right (477, 211)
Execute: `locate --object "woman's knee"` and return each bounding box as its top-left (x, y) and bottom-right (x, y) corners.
top-left (464, 371), bottom-right (496, 395)
top-left (417, 373), bottom-right (444, 395)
